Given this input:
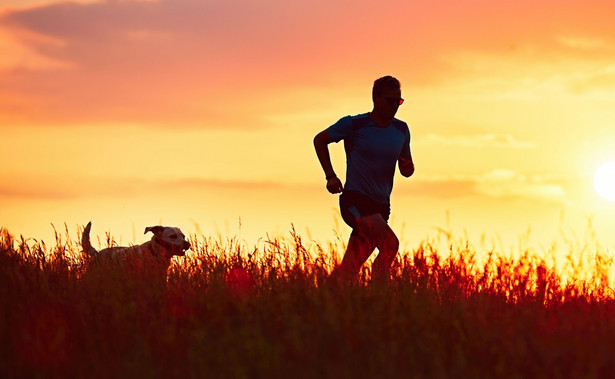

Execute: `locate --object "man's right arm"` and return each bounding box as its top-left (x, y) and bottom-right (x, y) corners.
top-left (313, 129), bottom-right (344, 194)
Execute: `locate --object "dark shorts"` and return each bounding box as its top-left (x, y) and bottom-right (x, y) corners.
top-left (339, 190), bottom-right (390, 232)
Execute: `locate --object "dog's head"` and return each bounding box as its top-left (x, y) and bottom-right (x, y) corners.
top-left (145, 226), bottom-right (191, 257)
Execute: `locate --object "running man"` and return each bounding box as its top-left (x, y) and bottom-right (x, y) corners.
top-left (313, 75), bottom-right (414, 284)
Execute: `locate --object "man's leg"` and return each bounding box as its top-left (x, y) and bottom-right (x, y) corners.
top-left (357, 214), bottom-right (399, 282)
top-left (329, 233), bottom-right (375, 285)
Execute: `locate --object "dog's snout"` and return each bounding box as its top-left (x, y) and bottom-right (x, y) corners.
top-left (183, 241), bottom-right (191, 250)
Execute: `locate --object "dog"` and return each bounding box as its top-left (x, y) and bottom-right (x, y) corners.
top-left (81, 221), bottom-right (191, 299)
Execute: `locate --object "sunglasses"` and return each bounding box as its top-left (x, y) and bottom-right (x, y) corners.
top-left (384, 97), bottom-right (404, 106)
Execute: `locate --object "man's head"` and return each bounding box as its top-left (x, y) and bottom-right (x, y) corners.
top-left (372, 76), bottom-right (403, 122)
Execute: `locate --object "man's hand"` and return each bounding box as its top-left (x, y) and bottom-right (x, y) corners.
top-left (399, 155), bottom-right (414, 177)
top-left (326, 175), bottom-right (344, 194)
top-left (314, 130), bottom-right (343, 194)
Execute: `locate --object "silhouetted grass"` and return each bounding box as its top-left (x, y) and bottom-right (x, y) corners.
top-left (2, 224), bottom-right (615, 378)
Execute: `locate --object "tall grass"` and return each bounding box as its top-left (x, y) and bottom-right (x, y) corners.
top-left (2, 224), bottom-right (615, 378)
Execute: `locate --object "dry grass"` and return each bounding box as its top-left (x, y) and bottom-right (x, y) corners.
top-left (2, 224), bottom-right (615, 378)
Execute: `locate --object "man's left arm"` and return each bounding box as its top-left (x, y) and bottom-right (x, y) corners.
top-left (398, 153), bottom-right (414, 177)
top-left (399, 125), bottom-right (414, 177)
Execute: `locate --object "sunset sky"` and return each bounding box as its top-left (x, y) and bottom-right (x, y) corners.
top-left (2, 0), bottom-right (615, 253)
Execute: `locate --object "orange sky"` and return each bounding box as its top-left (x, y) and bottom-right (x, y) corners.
top-left (1, 0), bottom-right (615, 254)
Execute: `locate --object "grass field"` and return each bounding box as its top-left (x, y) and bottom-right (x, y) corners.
top-left (2, 224), bottom-right (615, 378)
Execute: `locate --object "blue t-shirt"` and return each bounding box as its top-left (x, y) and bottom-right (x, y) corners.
top-left (328, 113), bottom-right (411, 205)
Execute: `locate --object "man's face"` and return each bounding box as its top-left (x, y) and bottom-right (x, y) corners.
top-left (374, 87), bottom-right (403, 121)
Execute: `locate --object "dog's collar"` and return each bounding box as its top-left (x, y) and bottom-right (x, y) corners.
top-left (152, 236), bottom-right (173, 256)
top-left (152, 236), bottom-right (180, 255)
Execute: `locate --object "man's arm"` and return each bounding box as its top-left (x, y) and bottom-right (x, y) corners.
top-left (399, 153), bottom-right (415, 177)
top-left (313, 129), bottom-right (344, 194)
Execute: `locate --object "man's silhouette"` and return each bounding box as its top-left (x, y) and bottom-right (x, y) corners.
top-left (313, 76), bottom-right (414, 284)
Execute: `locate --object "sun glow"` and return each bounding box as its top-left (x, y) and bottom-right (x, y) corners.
top-left (594, 161), bottom-right (615, 201)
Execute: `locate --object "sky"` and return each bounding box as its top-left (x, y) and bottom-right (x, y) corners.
top-left (1, 0), bottom-right (615, 255)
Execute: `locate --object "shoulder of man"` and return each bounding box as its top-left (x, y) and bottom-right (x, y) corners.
top-left (391, 118), bottom-right (410, 135)
top-left (328, 114), bottom-right (360, 142)
top-left (350, 113), bottom-right (371, 131)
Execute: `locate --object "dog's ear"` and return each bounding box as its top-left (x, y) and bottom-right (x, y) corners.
top-left (144, 226), bottom-right (164, 236)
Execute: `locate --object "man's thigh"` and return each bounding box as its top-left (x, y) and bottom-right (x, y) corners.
top-left (356, 214), bottom-right (395, 240)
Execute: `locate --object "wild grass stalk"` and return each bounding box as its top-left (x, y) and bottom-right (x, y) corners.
top-left (1, 225), bottom-right (615, 378)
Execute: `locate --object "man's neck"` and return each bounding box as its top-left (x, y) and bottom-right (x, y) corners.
top-left (369, 111), bottom-right (392, 127)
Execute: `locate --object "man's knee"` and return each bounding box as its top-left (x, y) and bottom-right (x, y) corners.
top-left (382, 231), bottom-right (399, 254)
top-left (389, 232), bottom-right (399, 252)
top-left (357, 214), bottom-right (398, 252)
top-left (370, 229), bottom-right (398, 259)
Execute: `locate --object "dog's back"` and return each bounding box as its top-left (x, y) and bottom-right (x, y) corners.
top-left (82, 222), bottom-right (161, 270)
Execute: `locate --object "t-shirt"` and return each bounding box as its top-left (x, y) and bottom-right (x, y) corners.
top-left (327, 113), bottom-right (411, 205)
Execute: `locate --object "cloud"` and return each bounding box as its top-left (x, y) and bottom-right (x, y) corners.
top-left (402, 170), bottom-right (567, 203)
top-left (474, 169), bottom-right (566, 201)
top-left (2, 0), bottom-right (615, 127)
top-left (568, 65), bottom-right (615, 93)
top-left (0, 175), bottom-right (287, 200)
top-left (160, 178), bottom-right (284, 192)
top-left (418, 133), bottom-right (537, 149)
top-left (557, 36), bottom-right (609, 51)
top-left (0, 183), bottom-right (75, 200)
top-left (400, 177), bottom-right (476, 199)
top-left (0, 0), bottom-right (346, 127)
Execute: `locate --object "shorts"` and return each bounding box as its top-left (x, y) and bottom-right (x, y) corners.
top-left (339, 190), bottom-right (390, 232)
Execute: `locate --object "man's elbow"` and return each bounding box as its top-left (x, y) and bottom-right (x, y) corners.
top-left (313, 134), bottom-right (321, 148)
top-left (313, 131), bottom-right (330, 148)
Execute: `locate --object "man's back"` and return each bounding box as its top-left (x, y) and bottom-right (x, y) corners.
top-left (327, 113), bottom-right (410, 204)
